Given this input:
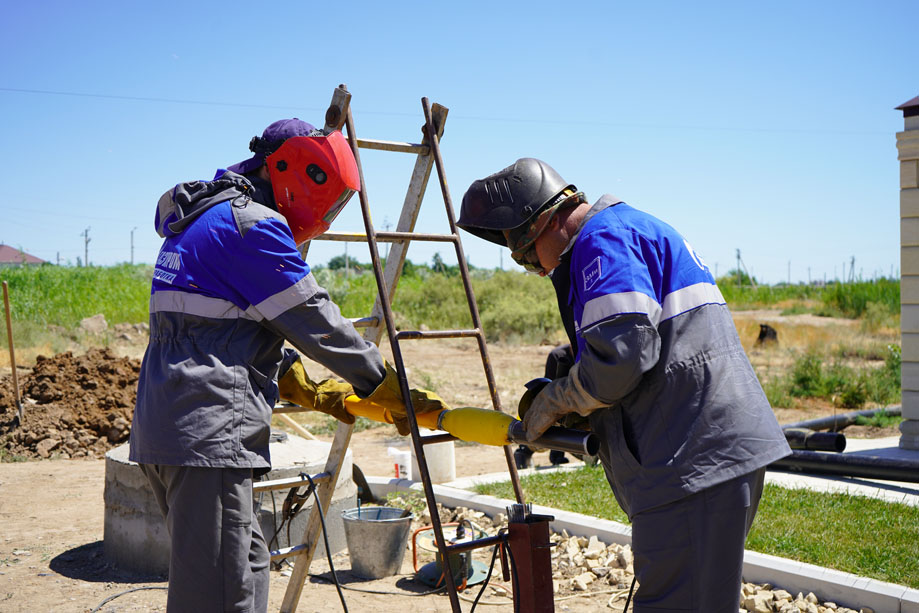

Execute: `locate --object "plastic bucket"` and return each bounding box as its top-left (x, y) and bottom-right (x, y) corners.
top-left (341, 506), bottom-right (414, 579)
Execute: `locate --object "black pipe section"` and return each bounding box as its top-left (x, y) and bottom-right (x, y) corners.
top-left (783, 406), bottom-right (901, 432)
top-left (770, 450), bottom-right (919, 483)
top-left (507, 421), bottom-right (600, 457)
top-left (783, 428), bottom-right (847, 452)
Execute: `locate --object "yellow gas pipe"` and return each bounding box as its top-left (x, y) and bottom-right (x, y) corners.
top-left (343, 395), bottom-right (598, 456)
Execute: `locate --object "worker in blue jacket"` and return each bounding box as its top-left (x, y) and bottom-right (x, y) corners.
top-left (458, 158), bottom-right (791, 613)
top-left (130, 118), bottom-right (444, 612)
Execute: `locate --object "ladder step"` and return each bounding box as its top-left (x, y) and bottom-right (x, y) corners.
top-left (349, 316), bottom-right (379, 328)
top-left (445, 534), bottom-right (505, 555)
top-left (396, 328), bottom-right (481, 340)
top-left (270, 543), bottom-right (307, 561)
top-left (253, 472), bottom-right (331, 493)
top-left (356, 137), bottom-right (428, 154)
top-left (314, 231), bottom-right (457, 243)
top-left (421, 433), bottom-right (456, 445)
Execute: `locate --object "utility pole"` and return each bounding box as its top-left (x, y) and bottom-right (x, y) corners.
top-left (787, 261), bottom-right (791, 285)
top-left (131, 227), bottom-right (137, 265)
top-left (736, 249), bottom-right (742, 288)
top-left (344, 243), bottom-right (350, 279)
top-left (81, 227), bottom-right (91, 267)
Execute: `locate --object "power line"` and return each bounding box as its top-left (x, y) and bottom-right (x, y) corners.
top-left (0, 86), bottom-right (892, 136)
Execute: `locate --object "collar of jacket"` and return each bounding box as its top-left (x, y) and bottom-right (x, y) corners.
top-left (552, 194), bottom-right (623, 268)
top-left (155, 170), bottom-right (254, 238)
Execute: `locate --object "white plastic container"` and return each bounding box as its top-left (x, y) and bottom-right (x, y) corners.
top-left (387, 447), bottom-right (411, 480)
top-left (410, 428), bottom-right (456, 484)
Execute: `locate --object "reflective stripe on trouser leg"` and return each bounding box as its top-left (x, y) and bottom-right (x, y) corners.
top-left (630, 468), bottom-right (766, 612)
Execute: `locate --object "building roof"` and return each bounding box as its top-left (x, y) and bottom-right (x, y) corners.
top-left (0, 244), bottom-right (46, 265)
top-left (896, 95), bottom-right (919, 118)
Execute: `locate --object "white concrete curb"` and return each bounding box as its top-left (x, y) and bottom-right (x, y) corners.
top-left (367, 475), bottom-right (919, 613)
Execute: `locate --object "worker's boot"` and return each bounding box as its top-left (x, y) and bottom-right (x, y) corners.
top-left (514, 445), bottom-right (534, 469)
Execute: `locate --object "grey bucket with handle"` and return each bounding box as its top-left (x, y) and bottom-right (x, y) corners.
top-left (341, 506), bottom-right (414, 579)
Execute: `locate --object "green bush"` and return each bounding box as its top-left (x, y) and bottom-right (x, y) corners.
top-left (781, 345), bottom-right (901, 409)
top-left (790, 352), bottom-right (825, 398)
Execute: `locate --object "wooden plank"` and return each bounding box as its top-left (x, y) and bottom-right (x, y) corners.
top-left (279, 420), bottom-right (355, 613)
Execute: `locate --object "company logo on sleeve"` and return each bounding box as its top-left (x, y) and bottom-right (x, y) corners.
top-left (683, 239), bottom-right (707, 271)
top-left (153, 250), bottom-right (182, 284)
top-left (582, 256), bottom-right (601, 291)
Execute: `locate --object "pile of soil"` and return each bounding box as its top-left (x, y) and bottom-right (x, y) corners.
top-left (0, 348), bottom-right (141, 460)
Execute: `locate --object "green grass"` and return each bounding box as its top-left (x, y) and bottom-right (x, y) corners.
top-left (0, 264), bottom-right (152, 350)
top-left (0, 264), bottom-right (902, 349)
top-left (474, 465), bottom-right (919, 588)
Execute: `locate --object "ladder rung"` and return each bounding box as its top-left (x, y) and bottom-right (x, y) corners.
top-left (314, 231), bottom-right (457, 243)
top-left (421, 433), bottom-right (456, 445)
top-left (270, 543), bottom-right (307, 561)
top-left (253, 471), bottom-right (331, 493)
top-left (349, 316), bottom-right (379, 328)
top-left (356, 137), bottom-right (428, 154)
top-left (396, 328), bottom-right (481, 340)
top-left (445, 534), bottom-right (505, 555)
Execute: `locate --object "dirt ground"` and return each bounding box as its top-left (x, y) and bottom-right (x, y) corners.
top-left (0, 316), bottom-right (901, 612)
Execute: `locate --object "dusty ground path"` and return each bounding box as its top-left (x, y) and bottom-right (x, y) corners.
top-left (0, 456), bottom-right (628, 613)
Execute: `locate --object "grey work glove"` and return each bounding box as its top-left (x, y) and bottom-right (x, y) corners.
top-left (521, 362), bottom-right (607, 442)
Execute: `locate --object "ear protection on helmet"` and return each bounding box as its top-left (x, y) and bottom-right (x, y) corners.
top-left (266, 131), bottom-right (360, 244)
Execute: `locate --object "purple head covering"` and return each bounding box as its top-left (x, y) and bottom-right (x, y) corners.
top-left (226, 118), bottom-right (316, 174)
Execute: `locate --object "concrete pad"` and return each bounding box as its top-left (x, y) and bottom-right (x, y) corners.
top-left (103, 434), bottom-right (355, 575)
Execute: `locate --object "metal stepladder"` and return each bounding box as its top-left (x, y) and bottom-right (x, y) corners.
top-left (256, 85), bottom-right (526, 613)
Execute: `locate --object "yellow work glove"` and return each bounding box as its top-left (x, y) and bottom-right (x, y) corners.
top-left (365, 361), bottom-right (449, 435)
top-left (277, 359), bottom-right (355, 424)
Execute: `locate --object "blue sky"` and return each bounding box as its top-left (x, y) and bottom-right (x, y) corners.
top-left (1, 1), bottom-right (914, 284)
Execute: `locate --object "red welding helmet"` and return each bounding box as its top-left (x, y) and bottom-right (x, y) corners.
top-left (266, 131), bottom-right (360, 244)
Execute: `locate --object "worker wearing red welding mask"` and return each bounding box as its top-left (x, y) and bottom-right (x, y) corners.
top-left (459, 158), bottom-right (791, 613)
top-left (130, 118), bottom-right (445, 612)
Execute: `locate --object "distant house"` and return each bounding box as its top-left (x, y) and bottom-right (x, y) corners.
top-left (0, 244), bottom-right (46, 267)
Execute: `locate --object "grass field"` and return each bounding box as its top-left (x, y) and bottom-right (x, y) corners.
top-left (473, 465), bottom-right (919, 588)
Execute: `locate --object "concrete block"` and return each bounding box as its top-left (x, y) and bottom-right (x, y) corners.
top-left (902, 304), bottom-right (919, 333)
top-left (904, 333), bottom-right (919, 362)
top-left (902, 391), bottom-right (919, 418)
top-left (903, 218), bottom-right (919, 246)
top-left (900, 419), bottom-right (919, 450)
top-left (103, 436), bottom-right (356, 576)
top-left (903, 247), bottom-right (919, 276)
top-left (902, 364), bottom-right (919, 392)
top-left (903, 275), bottom-right (919, 303)
top-left (904, 160), bottom-right (919, 190)
top-left (899, 130), bottom-right (919, 161)
top-left (904, 583), bottom-right (919, 613)
top-left (903, 189), bottom-right (919, 218)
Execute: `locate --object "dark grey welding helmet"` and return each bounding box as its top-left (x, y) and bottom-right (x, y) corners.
top-left (458, 158), bottom-right (575, 248)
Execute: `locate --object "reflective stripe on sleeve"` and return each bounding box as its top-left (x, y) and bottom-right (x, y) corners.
top-left (660, 282), bottom-right (726, 322)
top-left (580, 282), bottom-right (726, 330)
top-left (581, 291), bottom-right (663, 329)
top-left (252, 273), bottom-right (321, 321)
top-left (150, 290), bottom-right (260, 320)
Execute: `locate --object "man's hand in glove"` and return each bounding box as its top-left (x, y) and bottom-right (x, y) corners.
top-left (278, 358), bottom-right (355, 424)
top-left (521, 362), bottom-right (606, 442)
top-left (364, 361), bottom-right (449, 435)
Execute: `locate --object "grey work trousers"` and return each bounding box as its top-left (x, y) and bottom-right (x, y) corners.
top-left (630, 468), bottom-right (766, 613)
top-left (140, 464), bottom-right (270, 613)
